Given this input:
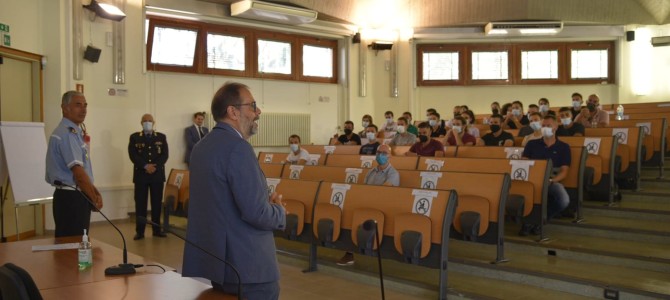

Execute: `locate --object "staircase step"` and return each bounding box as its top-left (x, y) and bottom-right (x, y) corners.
top-left (549, 216), bottom-right (670, 245)
top-left (620, 189), bottom-right (670, 202)
top-left (582, 200), bottom-right (670, 221)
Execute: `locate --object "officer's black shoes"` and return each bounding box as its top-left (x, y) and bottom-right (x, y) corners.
top-left (133, 233), bottom-right (144, 240)
top-left (152, 232), bottom-right (167, 238)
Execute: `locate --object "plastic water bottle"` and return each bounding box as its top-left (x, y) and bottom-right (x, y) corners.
top-left (616, 104), bottom-right (624, 120)
top-left (78, 229), bottom-right (93, 269)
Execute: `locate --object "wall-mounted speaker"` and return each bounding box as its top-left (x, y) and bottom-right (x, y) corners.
top-left (84, 45), bottom-right (101, 63)
top-left (626, 31), bottom-right (635, 42)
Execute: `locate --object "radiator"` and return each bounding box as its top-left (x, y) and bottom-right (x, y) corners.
top-left (249, 113), bottom-right (311, 146)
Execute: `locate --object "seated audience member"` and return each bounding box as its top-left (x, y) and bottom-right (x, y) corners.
top-left (484, 101), bottom-right (501, 124)
top-left (500, 102), bottom-right (512, 117)
top-left (426, 108), bottom-right (437, 118)
top-left (389, 117), bottom-right (417, 146)
top-left (460, 105), bottom-right (469, 114)
top-left (358, 114), bottom-right (374, 136)
top-left (452, 105), bottom-right (462, 118)
top-left (570, 92), bottom-right (583, 120)
top-left (445, 116), bottom-right (476, 146)
top-left (334, 121), bottom-right (361, 145)
top-left (359, 125), bottom-right (380, 155)
top-left (382, 111), bottom-right (398, 135)
top-left (428, 112), bottom-right (447, 137)
top-left (407, 122), bottom-right (445, 156)
top-left (337, 144), bottom-right (398, 266)
top-left (518, 104), bottom-right (539, 137)
top-left (461, 110), bottom-right (480, 138)
top-left (403, 111), bottom-right (419, 135)
top-left (521, 112), bottom-right (543, 146)
top-left (574, 94), bottom-right (609, 128)
top-left (556, 107), bottom-right (585, 137)
top-left (503, 100), bottom-right (529, 130)
top-left (477, 114), bottom-right (514, 147)
top-left (285, 134), bottom-right (310, 165)
top-left (520, 115), bottom-right (571, 235)
top-left (538, 98), bottom-right (551, 116)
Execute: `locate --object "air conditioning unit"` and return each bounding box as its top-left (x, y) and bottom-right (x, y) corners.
top-left (230, 0), bottom-right (318, 25)
top-left (651, 36), bottom-right (670, 47)
top-left (485, 21), bottom-right (563, 36)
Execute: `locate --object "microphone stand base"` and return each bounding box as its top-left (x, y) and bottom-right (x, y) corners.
top-left (105, 263), bottom-right (136, 275)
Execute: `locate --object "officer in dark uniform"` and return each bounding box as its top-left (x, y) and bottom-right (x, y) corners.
top-left (128, 113), bottom-right (169, 240)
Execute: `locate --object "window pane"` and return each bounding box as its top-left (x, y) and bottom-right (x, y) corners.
top-left (422, 52), bottom-right (459, 80)
top-left (571, 49), bottom-right (608, 79)
top-left (258, 39), bottom-right (291, 74)
top-left (521, 50), bottom-right (558, 79)
top-left (207, 33), bottom-right (245, 71)
top-left (150, 26), bottom-right (197, 66)
top-left (471, 51), bottom-right (508, 80)
top-left (302, 45), bottom-right (333, 78)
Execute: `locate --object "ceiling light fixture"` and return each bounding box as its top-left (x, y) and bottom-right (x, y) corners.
top-left (83, 0), bottom-right (126, 22)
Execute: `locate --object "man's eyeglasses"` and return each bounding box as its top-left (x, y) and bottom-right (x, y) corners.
top-left (233, 101), bottom-right (257, 112)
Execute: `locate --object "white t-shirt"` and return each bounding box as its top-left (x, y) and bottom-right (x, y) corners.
top-left (286, 148), bottom-right (310, 164)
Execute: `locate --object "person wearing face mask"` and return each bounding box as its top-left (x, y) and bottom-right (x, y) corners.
top-left (402, 111), bottom-right (419, 135)
top-left (337, 144), bottom-right (399, 266)
top-left (570, 92), bottom-right (584, 120)
top-left (521, 115), bottom-right (571, 236)
top-left (406, 122), bottom-right (445, 156)
top-left (382, 111), bottom-right (398, 137)
top-left (334, 120), bottom-right (361, 145)
top-left (556, 107), bottom-right (585, 137)
top-left (521, 112), bottom-right (544, 146)
top-left (518, 104), bottom-right (540, 137)
top-left (503, 100), bottom-right (529, 130)
top-left (359, 125), bottom-right (381, 155)
top-left (477, 114), bottom-right (514, 147)
top-left (428, 112), bottom-right (447, 137)
top-left (445, 116), bottom-right (476, 146)
top-left (285, 134), bottom-right (310, 165)
top-left (538, 98), bottom-right (551, 117)
top-left (484, 101), bottom-right (501, 125)
top-left (128, 113), bottom-right (169, 240)
top-left (358, 114), bottom-right (374, 136)
top-left (574, 94), bottom-right (609, 128)
top-left (389, 117), bottom-right (417, 146)
top-left (460, 110), bottom-right (480, 138)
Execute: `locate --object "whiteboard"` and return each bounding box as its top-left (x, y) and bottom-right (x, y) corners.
top-left (0, 121), bottom-right (53, 206)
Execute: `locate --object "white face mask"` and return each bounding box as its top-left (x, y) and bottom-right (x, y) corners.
top-left (539, 105), bottom-right (549, 113)
top-left (561, 117), bottom-right (571, 126)
top-left (366, 132), bottom-right (376, 141)
top-left (429, 120), bottom-right (437, 127)
top-left (362, 121), bottom-right (369, 128)
top-left (386, 118), bottom-right (393, 124)
top-left (530, 121), bottom-right (542, 131)
top-left (289, 144), bottom-right (299, 152)
top-left (541, 127), bottom-right (554, 138)
top-left (452, 125), bottom-right (462, 133)
top-left (572, 101), bottom-right (581, 109)
top-left (397, 126), bottom-right (406, 134)
top-left (142, 122), bottom-right (153, 132)
top-left (512, 109), bottom-right (521, 116)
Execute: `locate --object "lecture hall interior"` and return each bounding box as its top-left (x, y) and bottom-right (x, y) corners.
top-left (1, 0), bottom-right (670, 299)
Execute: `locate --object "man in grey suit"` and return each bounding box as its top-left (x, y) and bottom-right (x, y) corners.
top-left (184, 111), bottom-right (209, 166)
top-left (182, 82), bottom-right (287, 300)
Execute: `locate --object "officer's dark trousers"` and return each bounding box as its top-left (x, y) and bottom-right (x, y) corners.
top-left (53, 189), bottom-right (92, 237)
top-left (134, 182), bottom-right (164, 235)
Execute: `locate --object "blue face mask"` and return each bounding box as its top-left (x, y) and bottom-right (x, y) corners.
top-left (376, 153), bottom-right (388, 165)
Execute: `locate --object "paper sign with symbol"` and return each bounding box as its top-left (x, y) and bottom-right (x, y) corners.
top-left (344, 168), bottom-right (363, 183)
top-left (419, 172), bottom-right (443, 190)
top-left (612, 128), bottom-right (629, 145)
top-left (289, 165), bottom-right (304, 180)
top-left (360, 156), bottom-right (375, 168)
top-left (330, 183), bottom-right (351, 209)
top-left (504, 147), bottom-right (524, 159)
top-left (266, 178), bottom-right (281, 194)
top-left (635, 122), bottom-right (651, 136)
top-left (509, 160), bottom-right (535, 181)
top-left (424, 159), bottom-right (445, 171)
top-left (308, 154), bottom-right (320, 165)
top-left (583, 137), bottom-right (601, 154)
top-left (174, 173), bottom-right (184, 189)
top-left (411, 189), bottom-right (438, 217)
top-left (324, 146), bottom-right (336, 154)
top-left (263, 154), bottom-right (273, 163)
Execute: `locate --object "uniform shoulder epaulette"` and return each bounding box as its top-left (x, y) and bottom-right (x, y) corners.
top-left (68, 127), bottom-right (77, 134)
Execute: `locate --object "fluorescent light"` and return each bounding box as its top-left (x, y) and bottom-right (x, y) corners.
top-left (83, 0), bottom-right (126, 22)
top-left (487, 29), bottom-right (508, 35)
top-left (519, 28), bottom-right (560, 35)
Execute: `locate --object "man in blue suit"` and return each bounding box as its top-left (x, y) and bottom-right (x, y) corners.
top-left (184, 111), bottom-right (209, 167)
top-left (182, 82), bottom-right (287, 300)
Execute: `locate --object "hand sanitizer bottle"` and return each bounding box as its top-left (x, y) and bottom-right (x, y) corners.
top-left (616, 104), bottom-right (624, 120)
top-left (78, 229), bottom-right (93, 269)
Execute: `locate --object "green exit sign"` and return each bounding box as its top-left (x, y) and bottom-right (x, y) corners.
top-left (0, 23), bottom-right (9, 32)
top-left (3, 34), bottom-right (10, 46)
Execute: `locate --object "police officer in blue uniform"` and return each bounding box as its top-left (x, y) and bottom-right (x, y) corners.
top-left (128, 114), bottom-right (168, 240)
top-left (46, 91), bottom-right (103, 237)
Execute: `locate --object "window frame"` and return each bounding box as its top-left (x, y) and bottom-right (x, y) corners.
top-left (298, 37), bottom-right (338, 83)
top-left (416, 44), bottom-right (466, 86)
top-left (203, 24), bottom-right (253, 77)
top-left (514, 43), bottom-right (566, 85)
top-left (467, 44), bottom-right (513, 85)
top-left (566, 42), bottom-right (615, 84)
top-left (146, 17), bottom-right (203, 74)
top-left (253, 32), bottom-right (297, 81)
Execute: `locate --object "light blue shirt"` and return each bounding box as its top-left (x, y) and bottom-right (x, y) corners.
top-left (45, 118), bottom-right (93, 186)
top-left (364, 164), bottom-right (400, 186)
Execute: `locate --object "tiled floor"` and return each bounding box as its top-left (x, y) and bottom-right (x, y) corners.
top-left (32, 219), bottom-right (429, 300)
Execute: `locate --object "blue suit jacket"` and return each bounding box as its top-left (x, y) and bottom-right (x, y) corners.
top-left (184, 125), bottom-right (209, 163)
top-left (182, 122), bottom-right (286, 284)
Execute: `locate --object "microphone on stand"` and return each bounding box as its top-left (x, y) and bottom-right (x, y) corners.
top-left (53, 180), bottom-right (136, 275)
top-left (363, 219), bottom-right (385, 300)
top-left (138, 217), bottom-right (242, 300)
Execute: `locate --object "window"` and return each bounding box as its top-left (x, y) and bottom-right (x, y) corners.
top-left (207, 34), bottom-right (245, 71)
top-left (471, 51), bottom-right (508, 80)
top-left (258, 39), bottom-right (292, 75)
top-left (417, 45), bottom-right (464, 86)
top-left (571, 49), bottom-right (608, 79)
top-left (521, 50), bottom-right (558, 79)
top-left (299, 38), bottom-right (338, 83)
top-left (150, 26), bottom-right (198, 66)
